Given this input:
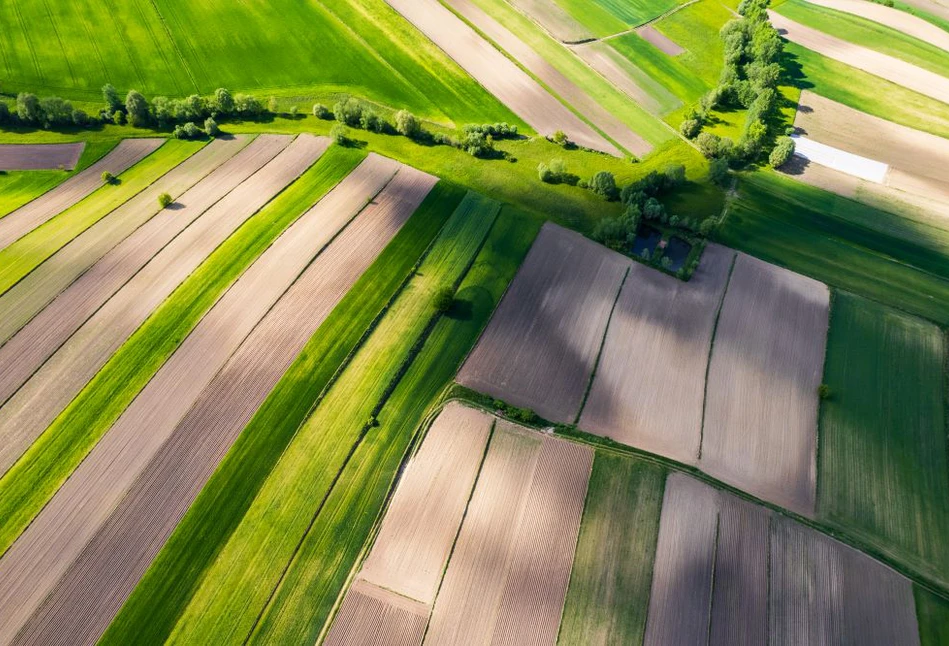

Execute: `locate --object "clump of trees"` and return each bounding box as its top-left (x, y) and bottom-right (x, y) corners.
top-left (769, 135), bottom-right (795, 167)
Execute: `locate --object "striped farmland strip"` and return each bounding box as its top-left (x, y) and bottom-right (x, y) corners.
top-left (0, 139), bottom-right (162, 250)
top-left (323, 580), bottom-right (429, 646)
top-left (0, 151), bottom-right (399, 643)
top-left (0, 143), bottom-right (84, 171)
top-left (11, 160), bottom-right (427, 646)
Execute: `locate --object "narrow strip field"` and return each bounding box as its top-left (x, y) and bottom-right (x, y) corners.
top-left (770, 10), bottom-right (949, 103)
top-left (702, 253), bottom-right (829, 516)
top-left (507, 0), bottom-right (594, 42)
top-left (802, 0), bottom-right (949, 51)
top-left (458, 222), bottom-right (629, 424)
top-left (569, 41), bottom-right (678, 115)
top-left (0, 135), bottom-right (253, 344)
top-left (383, 0), bottom-right (620, 154)
top-left (0, 135), bottom-right (313, 478)
top-left (12, 162), bottom-right (432, 646)
top-left (324, 580), bottom-right (429, 646)
top-left (579, 243), bottom-right (734, 463)
top-left (637, 26), bottom-right (684, 55)
top-left (0, 144), bottom-right (84, 171)
top-left (0, 139), bottom-right (162, 250)
top-left (819, 292), bottom-right (949, 587)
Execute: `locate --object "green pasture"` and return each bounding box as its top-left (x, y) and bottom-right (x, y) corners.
top-left (916, 586), bottom-right (949, 646)
top-left (551, 0), bottom-right (629, 37)
top-left (819, 293), bottom-right (949, 587)
top-left (0, 145), bottom-right (364, 558)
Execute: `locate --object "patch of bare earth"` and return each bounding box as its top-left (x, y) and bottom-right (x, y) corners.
top-left (508, 0), bottom-right (594, 42)
top-left (10, 161), bottom-right (428, 646)
top-left (0, 151), bottom-right (400, 643)
top-left (0, 139), bottom-right (162, 250)
top-left (323, 580), bottom-right (429, 646)
top-left (804, 0), bottom-right (949, 51)
top-left (457, 222), bottom-right (630, 424)
top-left (769, 10), bottom-right (949, 103)
top-left (570, 42), bottom-right (669, 114)
top-left (0, 143), bottom-right (84, 171)
top-left (579, 243), bottom-right (734, 464)
top-left (0, 135), bottom-right (307, 477)
top-left (903, 0), bottom-right (949, 21)
top-left (383, 0), bottom-right (621, 155)
top-left (701, 253), bottom-right (829, 517)
top-left (636, 26), bottom-right (685, 55)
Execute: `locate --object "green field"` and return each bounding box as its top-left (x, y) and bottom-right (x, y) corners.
top-left (559, 451), bottom-right (665, 646)
top-left (0, 145), bottom-right (364, 557)
top-left (0, 139), bottom-right (202, 294)
top-left (819, 292), bottom-right (949, 586)
top-left (916, 586), bottom-right (949, 646)
top-left (718, 171), bottom-right (949, 325)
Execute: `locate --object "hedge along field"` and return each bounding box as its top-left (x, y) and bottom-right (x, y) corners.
top-left (776, 0), bottom-right (949, 79)
top-left (0, 0), bottom-right (520, 126)
top-left (819, 292), bottom-right (949, 587)
top-left (0, 145), bottom-right (365, 558)
top-left (0, 139), bottom-right (202, 294)
top-left (101, 181), bottom-right (465, 646)
top-left (718, 171), bottom-right (949, 326)
top-left (249, 207), bottom-right (542, 645)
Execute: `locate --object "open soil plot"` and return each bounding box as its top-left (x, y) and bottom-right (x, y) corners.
top-left (358, 402), bottom-right (493, 605)
top-left (444, 0), bottom-right (651, 156)
top-left (794, 91), bottom-right (949, 203)
top-left (509, 0), bottom-right (594, 42)
top-left (790, 135), bottom-right (889, 183)
top-left (323, 580), bottom-right (429, 646)
top-left (804, 0), bottom-right (949, 51)
top-left (569, 42), bottom-right (674, 115)
top-left (579, 243), bottom-right (734, 464)
top-left (0, 135), bottom-right (311, 477)
top-left (903, 0), bottom-right (949, 21)
top-left (425, 424), bottom-right (592, 646)
top-left (636, 26), bottom-right (684, 55)
top-left (0, 144), bottom-right (84, 171)
top-left (769, 10), bottom-right (949, 103)
top-left (701, 253), bottom-right (829, 517)
top-left (0, 139), bottom-right (162, 251)
top-left (0, 135), bottom-right (254, 346)
top-left (0, 151), bottom-right (399, 643)
top-left (458, 222), bottom-right (629, 424)
top-left (769, 515), bottom-right (921, 645)
top-left (10, 159), bottom-right (421, 646)
top-left (383, 0), bottom-right (620, 155)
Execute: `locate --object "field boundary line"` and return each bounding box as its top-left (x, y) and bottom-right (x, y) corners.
top-left (812, 288), bottom-right (837, 513)
top-left (596, 0), bottom-right (702, 42)
top-left (704, 512), bottom-right (722, 643)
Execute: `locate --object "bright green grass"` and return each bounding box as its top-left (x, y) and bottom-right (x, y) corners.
top-left (916, 586), bottom-right (949, 645)
top-left (778, 0), bottom-right (949, 78)
top-left (819, 292), bottom-right (949, 587)
top-left (558, 451), bottom-right (665, 646)
top-left (164, 191), bottom-right (500, 644)
top-left (0, 146), bottom-right (365, 557)
top-left (0, 139), bottom-right (202, 295)
top-left (249, 206), bottom-right (542, 645)
top-left (893, 0), bottom-right (949, 32)
top-left (718, 171), bottom-right (949, 325)
top-left (608, 34), bottom-right (707, 106)
top-left (0, 0), bottom-right (519, 127)
top-left (551, 0), bottom-right (629, 37)
top-left (581, 0), bottom-right (683, 27)
top-left (785, 43), bottom-right (949, 138)
top-left (460, 0), bottom-right (673, 150)
top-left (102, 180), bottom-right (462, 646)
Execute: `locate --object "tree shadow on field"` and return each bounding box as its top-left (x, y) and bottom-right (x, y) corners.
top-left (444, 296), bottom-right (474, 321)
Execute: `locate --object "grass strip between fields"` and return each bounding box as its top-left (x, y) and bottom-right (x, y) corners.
top-left (0, 139), bottom-right (204, 295)
top-left (161, 191), bottom-right (504, 644)
top-left (0, 145), bottom-right (366, 558)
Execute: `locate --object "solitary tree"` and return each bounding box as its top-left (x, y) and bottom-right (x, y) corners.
top-left (330, 124), bottom-right (349, 146)
top-left (204, 116), bottom-right (219, 137)
top-left (101, 171), bottom-right (116, 184)
top-left (158, 192), bottom-right (173, 208)
top-left (432, 286), bottom-right (455, 313)
top-left (312, 103), bottom-right (330, 119)
top-left (125, 90), bottom-right (149, 127)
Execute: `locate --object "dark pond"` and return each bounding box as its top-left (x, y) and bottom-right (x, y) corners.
top-left (631, 225), bottom-right (661, 258)
top-left (663, 236), bottom-right (692, 271)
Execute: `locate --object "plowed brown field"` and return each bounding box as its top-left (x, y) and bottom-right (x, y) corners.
top-left (509, 0), bottom-right (593, 42)
top-left (637, 26), bottom-right (684, 55)
top-left (323, 580), bottom-right (429, 646)
top-left (570, 42), bottom-right (667, 114)
top-left (804, 0), bottom-right (949, 51)
top-left (0, 143), bottom-right (84, 171)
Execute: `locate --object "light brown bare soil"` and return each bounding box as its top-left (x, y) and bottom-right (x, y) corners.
top-left (445, 0), bottom-right (650, 155)
top-left (643, 473), bottom-right (720, 646)
top-left (579, 243), bottom-right (734, 464)
top-left (770, 10), bottom-right (949, 103)
top-left (903, 0), bottom-right (949, 21)
top-left (0, 135), bottom-right (254, 346)
top-left (457, 223), bottom-right (629, 424)
top-left (383, 0), bottom-right (621, 155)
top-left (0, 143), bottom-right (84, 171)
top-left (10, 160), bottom-right (426, 646)
top-left (701, 253), bottom-right (829, 517)
top-left (323, 580), bottom-right (429, 646)
top-left (359, 402), bottom-right (493, 605)
top-left (769, 515), bottom-right (921, 645)
top-left (805, 0), bottom-right (949, 51)
top-left (0, 139), bottom-right (162, 250)
top-left (509, 0), bottom-right (594, 42)
top-left (0, 150), bottom-right (399, 643)
top-left (636, 26), bottom-right (685, 55)
top-left (570, 42), bottom-right (667, 114)
top-left (0, 135), bottom-right (307, 477)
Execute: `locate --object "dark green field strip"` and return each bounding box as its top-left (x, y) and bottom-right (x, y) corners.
top-left (248, 206), bottom-right (541, 644)
top-left (0, 146), bottom-right (365, 557)
top-left (0, 139), bottom-right (203, 295)
top-left (916, 586), bottom-right (949, 646)
top-left (100, 180), bottom-right (463, 646)
top-left (819, 292), bottom-right (949, 587)
top-left (558, 451), bottom-right (665, 646)
top-left (718, 171), bottom-right (949, 325)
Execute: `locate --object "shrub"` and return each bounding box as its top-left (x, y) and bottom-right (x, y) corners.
top-left (680, 118), bottom-right (701, 139)
top-left (394, 109), bottom-right (421, 138)
top-left (125, 90), bottom-right (149, 127)
top-left (71, 109), bottom-right (89, 127)
top-left (696, 131), bottom-right (724, 158)
top-left (333, 97), bottom-right (364, 126)
top-left (289, 105), bottom-right (299, 118)
top-left (769, 136), bottom-right (795, 168)
top-left (268, 96), bottom-right (279, 114)
top-left (101, 171), bottom-right (116, 184)
top-left (312, 103), bottom-right (330, 119)
top-left (16, 93), bottom-right (42, 124)
top-left (699, 217), bottom-right (719, 236)
top-left (234, 94), bottom-right (264, 118)
top-left (708, 157), bottom-right (730, 186)
top-left (330, 124), bottom-right (349, 145)
top-left (432, 286), bottom-right (455, 313)
top-left (552, 129), bottom-right (568, 146)
top-left (464, 123), bottom-right (517, 139)
top-left (204, 116), bottom-right (219, 137)
top-left (173, 121), bottom-right (202, 140)
top-left (537, 163), bottom-right (554, 183)
top-left (462, 130), bottom-right (493, 157)
top-left (211, 88), bottom-right (234, 116)
top-left (590, 171), bottom-right (618, 200)
top-left (112, 110), bottom-right (126, 125)
top-left (359, 108), bottom-right (385, 133)
top-left (102, 83), bottom-right (122, 115)
top-left (158, 192), bottom-right (173, 208)
top-left (818, 383), bottom-right (832, 399)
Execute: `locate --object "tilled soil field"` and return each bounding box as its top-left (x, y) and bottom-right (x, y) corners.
top-left (636, 26), bottom-right (684, 55)
top-left (323, 580), bottom-right (429, 646)
top-left (509, 0), bottom-right (594, 42)
top-left (804, 0), bottom-right (949, 51)
top-left (458, 222), bottom-right (629, 424)
top-left (570, 42), bottom-right (670, 114)
top-left (0, 143), bottom-right (84, 171)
